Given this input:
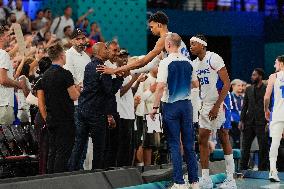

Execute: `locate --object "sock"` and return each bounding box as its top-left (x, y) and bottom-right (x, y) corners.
top-left (270, 157), bottom-right (277, 172)
top-left (202, 169), bottom-right (209, 178)
top-left (224, 154), bottom-right (235, 180)
top-left (136, 162), bottom-right (144, 166)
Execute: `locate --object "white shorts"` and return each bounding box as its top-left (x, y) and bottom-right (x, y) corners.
top-left (270, 121), bottom-right (284, 138)
top-left (199, 103), bottom-right (225, 131)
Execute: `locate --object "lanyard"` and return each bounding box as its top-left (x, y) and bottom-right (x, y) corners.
top-left (231, 92), bottom-right (242, 113)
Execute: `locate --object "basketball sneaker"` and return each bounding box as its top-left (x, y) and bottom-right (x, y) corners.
top-left (199, 176), bottom-right (213, 189)
top-left (269, 171), bottom-right (280, 182)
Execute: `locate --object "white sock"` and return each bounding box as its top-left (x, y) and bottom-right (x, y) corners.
top-left (202, 169), bottom-right (210, 178)
top-left (224, 154), bottom-right (235, 180)
top-left (270, 157), bottom-right (277, 172)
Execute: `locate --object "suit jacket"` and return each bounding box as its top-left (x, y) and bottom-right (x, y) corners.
top-left (240, 83), bottom-right (267, 126)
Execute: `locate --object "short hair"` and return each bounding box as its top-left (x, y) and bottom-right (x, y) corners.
top-left (36, 9), bottom-right (43, 15)
top-left (166, 33), bottom-right (181, 47)
top-left (92, 42), bottom-right (104, 55)
top-left (148, 11), bottom-right (169, 25)
top-left (64, 5), bottom-right (71, 11)
top-left (47, 43), bottom-right (64, 61)
top-left (231, 79), bottom-right (243, 86)
top-left (277, 55), bottom-right (284, 63)
top-left (254, 68), bottom-right (265, 78)
top-left (194, 34), bottom-right (208, 43)
top-left (63, 25), bottom-right (71, 33)
top-left (106, 40), bottom-right (118, 48)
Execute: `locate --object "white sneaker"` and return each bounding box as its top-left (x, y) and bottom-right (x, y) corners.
top-left (269, 171), bottom-right (280, 182)
top-left (219, 178), bottom-right (237, 189)
top-left (170, 183), bottom-right (187, 189)
top-left (199, 177), bottom-right (213, 189)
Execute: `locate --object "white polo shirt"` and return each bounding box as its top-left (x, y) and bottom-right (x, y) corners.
top-left (0, 49), bottom-right (14, 107)
top-left (64, 47), bottom-right (91, 105)
top-left (50, 15), bottom-right (74, 39)
top-left (157, 53), bottom-right (197, 103)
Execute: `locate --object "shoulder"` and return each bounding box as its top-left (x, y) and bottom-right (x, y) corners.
top-left (209, 52), bottom-right (223, 61)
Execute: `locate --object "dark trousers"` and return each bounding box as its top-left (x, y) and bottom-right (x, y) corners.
top-left (240, 125), bottom-right (269, 171)
top-left (117, 118), bottom-right (135, 167)
top-left (162, 100), bottom-right (198, 184)
top-left (68, 106), bottom-right (88, 171)
top-left (229, 121), bottom-right (241, 149)
top-left (104, 113), bottom-right (120, 167)
top-left (47, 121), bottom-right (75, 173)
top-left (34, 112), bottom-right (49, 175)
top-left (70, 113), bottom-right (108, 170)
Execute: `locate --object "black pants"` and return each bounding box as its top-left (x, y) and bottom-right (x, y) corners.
top-left (104, 113), bottom-right (120, 168)
top-left (116, 118), bottom-right (135, 167)
top-left (47, 121), bottom-right (75, 173)
top-left (240, 125), bottom-right (269, 171)
top-left (229, 121), bottom-right (241, 149)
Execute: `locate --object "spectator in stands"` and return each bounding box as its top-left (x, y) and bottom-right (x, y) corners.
top-left (50, 5), bottom-right (74, 39)
top-left (0, 25), bottom-right (27, 126)
top-left (61, 25), bottom-right (73, 49)
top-left (89, 22), bottom-right (104, 42)
top-left (65, 28), bottom-right (91, 171)
top-left (183, 0), bottom-right (202, 11)
top-left (76, 8), bottom-right (93, 35)
top-left (141, 66), bottom-right (159, 166)
top-left (217, 0), bottom-right (232, 11)
top-left (229, 79), bottom-right (243, 149)
top-left (34, 56), bottom-right (52, 174)
top-left (239, 68), bottom-right (269, 171)
top-left (38, 43), bottom-right (80, 173)
top-left (0, 0), bottom-right (11, 25)
top-left (116, 58), bottom-right (139, 167)
top-left (32, 9), bottom-right (45, 31)
top-left (12, 0), bottom-right (24, 21)
top-left (77, 42), bottom-right (123, 169)
top-left (43, 31), bottom-right (57, 49)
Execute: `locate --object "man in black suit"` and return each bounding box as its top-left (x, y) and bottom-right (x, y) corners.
top-left (239, 68), bottom-right (269, 171)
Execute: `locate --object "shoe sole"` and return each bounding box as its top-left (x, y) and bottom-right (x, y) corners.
top-left (270, 178), bottom-right (280, 182)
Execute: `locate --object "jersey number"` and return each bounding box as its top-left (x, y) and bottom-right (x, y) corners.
top-left (280, 86), bottom-right (284, 98)
top-left (200, 77), bottom-right (210, 85)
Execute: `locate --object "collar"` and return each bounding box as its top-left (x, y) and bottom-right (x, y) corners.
top-left (168, 52), bottom-right (181, 58)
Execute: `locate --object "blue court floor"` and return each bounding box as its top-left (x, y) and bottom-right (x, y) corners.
top-left (216, 178), bottom-right (284, 189)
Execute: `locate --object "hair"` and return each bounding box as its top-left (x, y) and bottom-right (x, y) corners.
top-left (166, 33), bottom-right (181, 47)
top-left (36, 9), bottom-right (43, 15)
top-left (20, 63), bottom-right (30, 77)
top-left (254, 68), bottom-right (265, 78)
top-left (64, 5), bottom-right (71, 11)
top-left (37, 57), bottom-right (52, 74)
top-left (231, 79), bottom-right (243, 86)
top-left (47, 43), bottom-right (64, 61)
top-left (63, 25), bottom-right (71, 33)
top-left (106, 40), bottom-right (118, 48)
top-left (148, 11), bottom-right (169, 25)
top-left (195, 34), bottom-right (208, 43)
top-left (277, 55), bottom-right (284, 64)
top-left (92, 42), bottom-right (104, 55)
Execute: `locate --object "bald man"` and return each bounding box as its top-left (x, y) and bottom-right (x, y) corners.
top-left (74, 42), bottom-right (123, 170)
top-left (150, 33), bottom-right (199, 189)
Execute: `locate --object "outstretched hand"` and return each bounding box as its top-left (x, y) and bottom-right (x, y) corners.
top-left (96, 65), bottom-right (116, 75)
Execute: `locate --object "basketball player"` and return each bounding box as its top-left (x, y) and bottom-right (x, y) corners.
top-left (190, 34), bottom-right (237, 189)
top-left (264, 55), bottom-right (284, 182)
top-left (96, 11), bottom-right (191, 74)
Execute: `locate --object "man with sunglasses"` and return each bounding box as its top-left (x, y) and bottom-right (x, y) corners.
top-left (64, 28), bottom-right (91, 171)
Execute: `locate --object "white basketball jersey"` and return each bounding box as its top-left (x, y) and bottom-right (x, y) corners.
top-left (193, 51), bottom-right (225, 103)
top-left (272, 71), bottom-right (284, 121)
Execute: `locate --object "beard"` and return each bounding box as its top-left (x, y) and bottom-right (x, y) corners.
top-left (251, 78), bottom-right (259, 84)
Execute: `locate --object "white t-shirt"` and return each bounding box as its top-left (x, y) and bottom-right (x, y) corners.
top-left (0, 49), bottom-right (14, 107)
top-left (64, 47), bottom-right (91, 105)
top-left (193, 51), bottom-right (225, 103)
top-left (134, 81), bottom-right (145, 117)
top-left (116, 76), bottom-right (135, 120)
top-left (50, 16), bottom-right (74, 39)
top-left (157, 53), bottom-right (197, 103)
top-left (17, 75), bottom-right (31, 110)
top-left (12, 9), bottom-right (25, 21)
top-left (272, 71), bottom-right (284, 121)
top-left (141, 74), bottom-right (157, 114)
